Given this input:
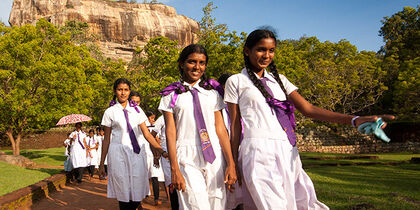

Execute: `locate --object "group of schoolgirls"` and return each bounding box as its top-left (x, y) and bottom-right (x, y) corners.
top-left (99, 28), bottom-right (394, 210)
top-left (64, 123), bottom-right (107, 184)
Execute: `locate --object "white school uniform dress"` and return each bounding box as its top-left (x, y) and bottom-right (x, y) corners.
top-left (101, 101), bottom-right (150, 202)
top-left (70, 130), bottom-right (88, 169)
top-left (158, 80), bottom-right (226, 210)
top-left (153, 115), bottom-right (171, 187)
top-left (145, 120), bottom-right (165, 181)
top-left (87, 136), bottom-right (99, 167)
top-left (96, 135), bottom-right (108, 166)
top-left (224, 68), bottom-right (329, 210)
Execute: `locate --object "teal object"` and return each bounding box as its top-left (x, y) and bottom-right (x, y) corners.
top-left (357, 118), bottom-right (391, 142)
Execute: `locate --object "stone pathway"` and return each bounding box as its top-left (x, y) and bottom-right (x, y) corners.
top-left (28, 175), bottom-right (171, 210)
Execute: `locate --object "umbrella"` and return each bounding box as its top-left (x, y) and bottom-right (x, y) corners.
top-left (56, 114), bottom-right (92, 126)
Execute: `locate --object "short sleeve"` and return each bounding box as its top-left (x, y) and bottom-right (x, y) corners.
top-left (279, 74), bottom-right (298, 95)
top-left (158, 94), bottom-right (174, 113)
top-left (214, 91), bottom-right (226, 111)
top-left (224, 75), bottom-right (239, 104)
top-left (152, 116), bottom-right (164, 134)
top-left (101, 108), bottom-right (113, 127)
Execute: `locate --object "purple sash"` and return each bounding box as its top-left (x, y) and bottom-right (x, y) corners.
top-left (77, 133), bottom-right (85, 149)
top-left (190, 88), bottom-right (216, 163)
top-left (160, 79), bottom-right (223, 108)
top-left (260, 77), bottom-right (297, 146)
top-left (109, 100), bottom-right (141, 153)
top-left (161, 80), bottom-right (222, 163)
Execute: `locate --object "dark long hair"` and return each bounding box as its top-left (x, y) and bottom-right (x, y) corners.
top-left (244, 29), bottom-right (288, 99)
top-left (178, 44), bottom-right (213, 92)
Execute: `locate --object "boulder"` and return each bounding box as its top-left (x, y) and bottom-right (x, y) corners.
top-left (9, 0), bottom-right (200, 62)
top-left (0, 155), bottom-right (36, 168)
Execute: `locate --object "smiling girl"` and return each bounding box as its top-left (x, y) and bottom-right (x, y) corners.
top-left (224, 29), bottom-right (394, 210)
top-left (99, 78), bottom-right (166, 210)
top-left (158, 44), bottom-right (236, 210)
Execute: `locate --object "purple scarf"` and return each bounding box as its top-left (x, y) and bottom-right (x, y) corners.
top-left (260, 77), bottom-right (297, 146)
top-left (77, 133), bottom-right (85, 149)
top-left (160, 79), bottom-right (223, 107)
top-left (160, 79), bottom-right (223, 163)
top-left (109, 100), bottom-right (141, 153)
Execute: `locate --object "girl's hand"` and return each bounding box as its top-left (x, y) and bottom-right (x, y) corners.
top-left (171, 169), bottom-right (186, 192)
top-left (224, 164), bottom-right (237, 192)
top-left (354, 115), bottom-right (396, 128)
top-left (153, 156), bottom-right (160, 168)
top-left (161, 151), bottom-right (169, 159)
top-left (99, 164), bottom-right (106, 177)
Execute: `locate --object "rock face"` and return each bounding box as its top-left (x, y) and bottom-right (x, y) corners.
top-left (9, 0), bottom-right (200, 62)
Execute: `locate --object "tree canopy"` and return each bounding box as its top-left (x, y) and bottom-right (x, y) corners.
top-left (379, 6), bottom-right (420, 120)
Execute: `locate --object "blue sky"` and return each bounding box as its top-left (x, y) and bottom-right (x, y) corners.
top-left (1, 0), bottom-right (418, 52)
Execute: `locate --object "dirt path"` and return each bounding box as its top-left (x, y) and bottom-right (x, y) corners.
top-left (29, 175), bottom-right (171, 210)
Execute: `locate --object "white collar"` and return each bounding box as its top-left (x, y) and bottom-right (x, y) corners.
top-left (183, 79), bottom-right (210, 95)
top-left (114, 100), bottom-right (136, 113)
top-left (241, 68), bottom-right (276, 83)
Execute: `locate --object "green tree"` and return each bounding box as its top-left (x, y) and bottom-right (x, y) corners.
top-left (0, 19), bottom-right (97, 155)
top-left (197, 2), bottom-right (245, 78)
top-left (129, 36), bottom-right (179, 111)
top-left (275, 37), bottom-right (387, 124)
top-left (379, 6), bottom-right (420, 119)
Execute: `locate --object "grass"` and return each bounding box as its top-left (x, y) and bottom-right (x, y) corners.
top-left (0, 147), bottom-right (66, 196)
top-left (301, 152), bottom-right (420, 209)
top-left (0, 148), bottom-right (419, 209)
top-left (0, 161), bottom-right (58, 196)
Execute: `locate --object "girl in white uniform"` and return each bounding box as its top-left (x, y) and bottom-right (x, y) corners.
top-left (70, 122), bottom-right (88, 183)
top-left (86, 129), bottom-right (99, 179)
top-left (158, 44), bottom-right (237, 210)
top-left (99, 78), bottom-right (166, 210)
top-left (224, 29), bottom-right (395, 210)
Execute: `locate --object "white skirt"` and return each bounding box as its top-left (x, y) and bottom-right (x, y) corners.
top-left (239, 137), bottom-right (329, 210)
top-left (70, 146), bottom-right (88, 168)
top-left (145, 143), bottom-right (165, 181)
top-left (107, 143), bottom-right (149, 202)
top-left (88, 149), bottom-right (99, 166)
top-left (176, 144), bottom-right (226, 210)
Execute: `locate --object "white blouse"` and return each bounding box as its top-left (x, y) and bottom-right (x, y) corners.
top-left (101, 101), bottom-right (148, 150)
top-left (158, 80), bottom-right (225, 148)
top-left (224, 68), bottom-right (298, 140)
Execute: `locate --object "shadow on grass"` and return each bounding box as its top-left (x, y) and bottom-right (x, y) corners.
top-left (20, 150), bottom-right (66, 162)
top-left (306, 164), bottom-right (420, 209)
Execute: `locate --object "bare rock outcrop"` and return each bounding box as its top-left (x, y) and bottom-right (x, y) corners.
top-left (0, 155), bottom-right (36, 168)
top-left (9, 0), bottom-right (199, 61)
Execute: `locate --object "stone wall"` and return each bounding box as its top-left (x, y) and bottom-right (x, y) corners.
top-left (296, 125), bottom-right (420, 154)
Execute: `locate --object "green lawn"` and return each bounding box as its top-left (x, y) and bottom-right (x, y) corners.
top-left (301, 153), bottom-right (420, 209)
top-left (0, 147), bottom-right (66, 196)
top-left (300, 152), bottom-right (420, 166)
top-left (1, 148), bottom-right (419, 209)
top-left (2, 147), bottom-right (66, 166)
top-left (0, 161), bottom-right (59, 196)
